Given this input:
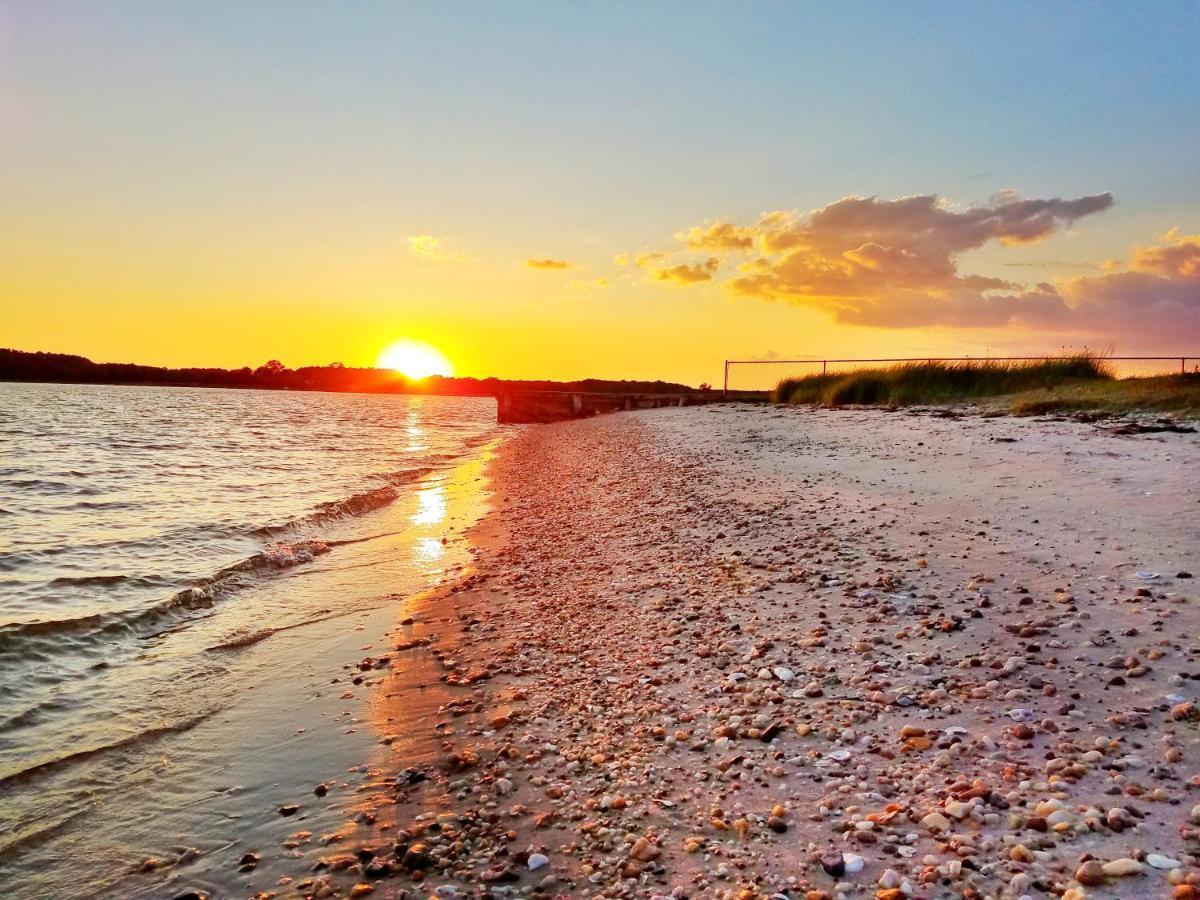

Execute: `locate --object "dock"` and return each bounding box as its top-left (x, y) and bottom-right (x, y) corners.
top-left (496, 390), bottom-right (767, 424)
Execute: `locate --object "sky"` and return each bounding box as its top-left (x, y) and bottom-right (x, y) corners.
top-left (2, 2), bottom-right (1199, 386)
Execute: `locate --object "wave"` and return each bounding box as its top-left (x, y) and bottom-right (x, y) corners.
top-left (0, 540), bottom-right (330, 655)
top-left (203, 628), bottom-right (278, 652)
top-left (0, 524), bottom-right (250, 569)
top-left (0, 712), bottom-right (212, 790)
top-left (250, 465), bottom-right (435, 538)
top-left (0, 808), bottom-right (88, 860)
top-left (203, 608), bottom-right (340, 653)
top-left (45, 573), bottom-right (172, 589)
top-left (0, 478), bottom-right (103, 496)
top-left (0, 695), bottom-right (75, 732)
top-left (0, 455), bottom-right (471, 662)
top-left (60, 499), bottom-right (143, 511)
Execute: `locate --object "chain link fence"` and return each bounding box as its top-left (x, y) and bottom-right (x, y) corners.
top-left (723, 356), bottom-right (1200, 393)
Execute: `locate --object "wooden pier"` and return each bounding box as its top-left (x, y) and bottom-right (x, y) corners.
top-left (496, 390), bottom-right (767, 424)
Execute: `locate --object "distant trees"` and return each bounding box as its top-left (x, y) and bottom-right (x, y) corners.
top-left (0, 348), bottom-right (699, 396)
top-left (254, 359), bottom-right (289, 378)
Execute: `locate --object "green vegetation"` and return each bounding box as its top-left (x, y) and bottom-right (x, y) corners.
top-left (774, 356), bottom-right (1200, 417)
top-left (775, 356), bottom-right (1110, 406)
top-left (1006, 374), bottom-right (1200, 418)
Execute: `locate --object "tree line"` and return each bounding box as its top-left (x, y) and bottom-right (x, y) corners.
top-left (0, 349), bottom-right (700, 396)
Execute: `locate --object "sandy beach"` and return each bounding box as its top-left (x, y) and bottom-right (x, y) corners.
top-left (276, 404), bottom-right (1198, 900)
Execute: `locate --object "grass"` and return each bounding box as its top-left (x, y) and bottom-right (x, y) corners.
top-left (774, 356), bottom-right (1200, 418)
top-left (1005, 374), bottom-right (1200, 418)
top-left (775, 356), bottom-right (1110, 405)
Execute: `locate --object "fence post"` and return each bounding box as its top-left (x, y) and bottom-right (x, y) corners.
top-left (1184, 357), bottom-right (1187, 376)
top-left (723, 360), bottom-right (729, 396)
top-left (822, 360), bottom-right (827, 375)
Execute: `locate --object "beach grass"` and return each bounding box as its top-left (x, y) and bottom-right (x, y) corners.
top-left (774, 356), bottom-right (1200, 417)
top-left (774, 355), bottom-right (1111, 406)
top-left (1005, 373), bottom-right (1200, 417)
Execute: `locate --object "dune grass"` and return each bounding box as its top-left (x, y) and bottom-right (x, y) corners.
top-left (775, 356), bottom-right (1112, 407)
top-left (1005, 373), bottom-right (1200, 418)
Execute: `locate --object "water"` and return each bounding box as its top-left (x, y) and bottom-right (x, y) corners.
top-left (0, 383), bottom-right (500, 897)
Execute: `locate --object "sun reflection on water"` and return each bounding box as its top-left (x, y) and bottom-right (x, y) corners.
top-left (412, 482), bottom-right (447, 526)
top-left (412, 536), bottom-right (446, 563)
top-left (404, 404), bottom-right (427, 452)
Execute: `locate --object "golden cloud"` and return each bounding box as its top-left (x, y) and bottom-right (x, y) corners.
top-left (526, 258), bottom-right (575, 270)
top-left (646, 257), bottom-right (720, 285)
top-left (653, 192), bottom-right (1200, 337)
top-left (677, 220), bottom-right (756, 252)
top-left (567, 277), bottom-right (609, 296)
top-left (407, 235), bottom-right (472, 263)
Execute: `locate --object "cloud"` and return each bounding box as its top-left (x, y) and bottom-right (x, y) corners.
top-left (1003, 260), bottom-right (1101, 270)
top-left (567, 277), bottom-right (609, 297)
top-left (644, 256), bottom-right (720, 285)
top-left (1045, 231), bottom-right (1200, 336)
top-left (1129, 228), bottom-right (1200, 277)
top-left (678, 220), bottom-right (756, 252)
top-left (658, 191), bottom-right (1200, 337)
top-left (407, 235), bottom-right (472, 263)
top-left (526, 258), bottom-right (575, 270)
top-left (633, 251), bottom-right (668, 268)
top-left (844, 228), bottom-right (1200, 339)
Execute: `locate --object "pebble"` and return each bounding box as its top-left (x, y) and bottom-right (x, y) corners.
top-left (944, 799), bottom-right (969, 820)
top-left (878, 868), bottom-right (901, 889)
top-left (921, 812), bottom-right (950, 833)
top-left (1075, 861), bottom-right (1105, 886)
top-left (842, 853), bottom-right (865, 874)
top-left (819, 852), bottom-right (845, 877)
top-left (1101, 858), bottom-right (1145, 877)
top-left (1147, 854), bottom-right (1181, 870)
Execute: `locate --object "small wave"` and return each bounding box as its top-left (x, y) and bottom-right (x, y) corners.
top-left (0, 523), bottom-right (250, 568)
top-left (45, 572), bottom-right (170, 589)
top-left (0, 589), bottom-right (217, 648)
top-left (0, 478), bottom-right (102, 496)
top-left (0, 541), bottom-right (332, 655)
top-left (0, 452), bottom-right (473, 670)
top-left (61, 499), bottom-right (142, 511)
top-left (0, 695), bottom-right (74, 732)
top-left (258, 539), bottom-right (330, 567)
top-left (204, 628), bottom-right (278, 652)
top-left (0, 808), bottom-right (87, 860)
top-left (0, 712), bottom-right (212, 790)
top-left (251, 466), bottom-right (434, 538)
top-left (203, 608), bottom-right (338, 653)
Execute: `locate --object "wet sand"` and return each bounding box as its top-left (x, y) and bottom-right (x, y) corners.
top-left (309, 405), bottom-right (1199, 900)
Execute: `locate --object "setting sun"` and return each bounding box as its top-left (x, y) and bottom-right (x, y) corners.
top-left (376, 339), bottom-right (454, 380)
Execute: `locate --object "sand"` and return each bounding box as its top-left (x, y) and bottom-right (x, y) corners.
top-left (300, 404), bottom-right (1200, 900)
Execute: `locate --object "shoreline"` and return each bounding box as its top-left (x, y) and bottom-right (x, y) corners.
top-left (323, 404), bottom-right (1200, 900)
top-left (0, 431), bottom-right (505, 900)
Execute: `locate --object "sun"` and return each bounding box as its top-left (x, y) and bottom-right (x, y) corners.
top-left (376, 339), bottom-right (454, 380)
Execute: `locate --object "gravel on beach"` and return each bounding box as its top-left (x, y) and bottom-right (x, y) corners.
top-left (296, 405), bottom-right (1200, 900)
